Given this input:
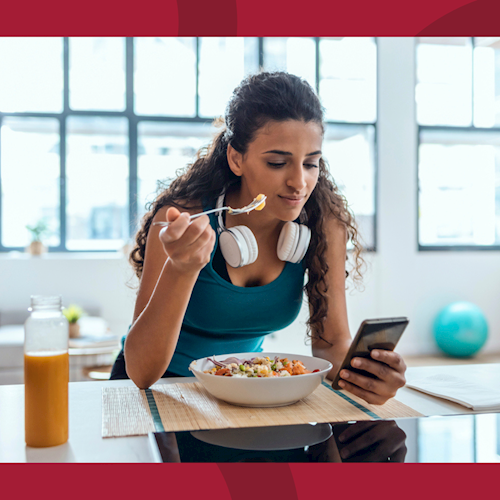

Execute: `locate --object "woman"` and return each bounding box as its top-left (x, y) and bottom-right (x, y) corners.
top-left (111, 71), bottom-right (406, 405)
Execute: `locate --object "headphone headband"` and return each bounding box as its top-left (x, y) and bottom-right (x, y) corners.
top-left (216, 193), bottom-right (226, 234)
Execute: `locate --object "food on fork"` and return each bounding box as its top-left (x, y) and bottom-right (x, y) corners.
top-left (227, 193), bottom-right (266, 214)
top-left (254, 193), bottom-right (266, 211)
top-left (204, 355), bottom-right (320, 377)
top-left (153, 194), bottom-right (267, 227)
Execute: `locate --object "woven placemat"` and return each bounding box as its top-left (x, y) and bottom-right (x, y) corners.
top-left (102, 381), bottom-right (422, 438)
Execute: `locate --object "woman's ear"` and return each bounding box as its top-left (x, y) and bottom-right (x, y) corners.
top-left (227, 143), bottom-right (243, 177)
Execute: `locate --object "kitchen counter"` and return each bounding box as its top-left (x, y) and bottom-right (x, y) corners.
top-left (1, 364), bottom-right (498, 463)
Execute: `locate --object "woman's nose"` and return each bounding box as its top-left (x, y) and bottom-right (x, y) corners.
top-left (286, 165), bottom-right (307, 191)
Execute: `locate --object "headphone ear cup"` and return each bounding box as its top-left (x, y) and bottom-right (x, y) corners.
top-left (277, 222), bottom-right (311, 263)
top-left (220, 226), bottom-right (258, 268)
top-left (290, 224), bottom-right (311, 263)
top-left (219, 230), bottom-right (243, 268)
top-left (277, 221), bottom-right (298, 262)
top-left (235, 225), bottom-right (258, 266)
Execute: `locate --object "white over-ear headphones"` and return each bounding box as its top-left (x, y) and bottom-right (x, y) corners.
top-left (216, 193), bottom-right (311, 268)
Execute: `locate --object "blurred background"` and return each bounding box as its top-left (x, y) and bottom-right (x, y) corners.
top-left (0, 37), bottom-right (499, 383)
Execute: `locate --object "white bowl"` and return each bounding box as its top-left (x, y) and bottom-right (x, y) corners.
top-left (189, 352), bottom-right (333, 407)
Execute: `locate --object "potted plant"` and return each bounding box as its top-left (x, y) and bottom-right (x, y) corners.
top-left (63, 304), bottom-right (86, 338)
top-left (25, 220), bottom-right (50, 255)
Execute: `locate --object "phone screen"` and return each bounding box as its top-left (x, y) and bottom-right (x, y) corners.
top-left (331, 317), bottom-right (408, 389)
top-left (351, 320), bottom-right (407, 359)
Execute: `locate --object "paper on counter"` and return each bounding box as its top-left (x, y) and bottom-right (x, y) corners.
top-left (406, 373), bottom-right (500, 411)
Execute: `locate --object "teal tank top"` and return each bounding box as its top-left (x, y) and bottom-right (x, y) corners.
top-left (167, 198), bottom-right (306, 376)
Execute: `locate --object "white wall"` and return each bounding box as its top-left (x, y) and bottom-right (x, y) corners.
top-left (1, 38), bottom-right (499, 359)
top-left (0, 253), bottom-right (137, 339)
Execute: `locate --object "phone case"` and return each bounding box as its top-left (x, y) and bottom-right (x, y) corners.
top-left (330, 317), bottom-right (409, 390)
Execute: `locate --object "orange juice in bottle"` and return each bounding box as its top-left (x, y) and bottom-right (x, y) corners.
top-left (24, 296), bottom-right (69, 447)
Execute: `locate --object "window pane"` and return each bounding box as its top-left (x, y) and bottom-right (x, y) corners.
top-left (319, 37), bottom-right (377, 123)
top-left (0, 37), bottom-right (63, 113)
top-left (416, 37), bottom-right (472, 126)
top-left (137, 122), bottom-right (217, 221)
top-left (1, 117), bottom-right (60, 247)
top-left (324, 124), bottom-right (376, 248)
top-left (419, 130), bottom-right (500, 247)
top-left (66, 117), bottom-right (129, 250)
top-left (474, 37), bottom-right (500, 127)
top-left (263, 37), bottom-right (316, 90)
top-left (418, 416), bottom-right (474, 462)
top-left (134, 37), bottom-right (197, 116)
top-left (476, 414), bottom-right (500, 462)
top-left (69, 37), bottom-right (126, 111)
top-left (199, 37), bottom-right (259, 117)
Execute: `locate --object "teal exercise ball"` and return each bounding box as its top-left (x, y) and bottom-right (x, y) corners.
top-left (433, 302), bottom-right (488, 357)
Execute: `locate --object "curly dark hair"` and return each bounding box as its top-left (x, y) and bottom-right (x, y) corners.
top-left (130, 72), bottom-right (364, 341)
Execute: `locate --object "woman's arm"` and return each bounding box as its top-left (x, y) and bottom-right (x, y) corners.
top-left (311, 217), bottom-right (406, 405)
top-left (124, 205), bottom-right (215, 389)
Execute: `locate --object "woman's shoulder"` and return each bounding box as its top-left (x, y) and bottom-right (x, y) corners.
top-left (318, 212), bottom-right (348, 245)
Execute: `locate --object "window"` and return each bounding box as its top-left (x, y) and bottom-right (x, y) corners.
top-left (419, 414), bottom-right (500, 463)
top-left (476, 413), bottom-right (500, 462)
top-left (418, 415), bottom-right (475, 462)
top-left (137, 122), bottom-right (215, 220)
top-left (417, 37), bottom-right (500, 250)
top-left (1, 117), bottom-right (61, 248)
top-left (66, 116), bottom-right (129, 251)
top-left (0, 37), bottom-right (377, 252)
top-left (0, 37), bottom-right (64, 113)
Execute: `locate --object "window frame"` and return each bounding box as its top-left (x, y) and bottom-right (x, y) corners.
top-left (0, 37), bottom-right (378, 253)
top-left (417, 37), bottom-right (500, 252)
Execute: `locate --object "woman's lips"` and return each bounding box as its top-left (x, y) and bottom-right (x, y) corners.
top-left (278, 195), bottom-right (305, 206)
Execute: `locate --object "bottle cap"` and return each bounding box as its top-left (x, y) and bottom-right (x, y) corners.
top-left (29, 295), bottom-right (62, 311)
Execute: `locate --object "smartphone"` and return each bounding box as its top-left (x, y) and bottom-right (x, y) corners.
top-left (331, 317), bottom-right (409, 390)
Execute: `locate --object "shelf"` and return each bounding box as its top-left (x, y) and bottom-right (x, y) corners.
top-left (404, 351), bottom-right (500, 367)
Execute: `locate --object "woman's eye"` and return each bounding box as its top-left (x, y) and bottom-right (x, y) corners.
top-left (267, 162), bottom-right (319, 169)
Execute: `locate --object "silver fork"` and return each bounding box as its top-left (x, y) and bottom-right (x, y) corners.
top-left (152, 195), bottom-right (267, 227)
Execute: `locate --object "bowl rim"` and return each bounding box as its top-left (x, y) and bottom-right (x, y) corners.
top-left (189, 351), bottom-right (333, 379)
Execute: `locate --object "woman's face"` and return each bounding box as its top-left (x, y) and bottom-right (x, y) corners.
top-left (229, 119), bottom-right (323, 223)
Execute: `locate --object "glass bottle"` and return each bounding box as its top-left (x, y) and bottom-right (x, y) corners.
top-left (24, 295), bottom-right (69, 447)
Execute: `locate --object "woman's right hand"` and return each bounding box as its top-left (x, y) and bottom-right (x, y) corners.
top-left (159, 207), bottom-right (216, 275)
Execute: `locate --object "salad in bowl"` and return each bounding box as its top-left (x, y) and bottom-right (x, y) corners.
top-left (203, 355), bottom-right (320, 378)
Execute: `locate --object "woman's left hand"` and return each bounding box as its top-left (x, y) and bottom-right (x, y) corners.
top-left (337, 350), bottom-right (406, 405)
top-left (335, 420), bottom-right (407, 462)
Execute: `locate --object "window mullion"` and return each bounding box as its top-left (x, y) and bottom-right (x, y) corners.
top-left (126, 38), bottom-right (134, 112)
top-left (129, 117), bottom-right (138, 240)
top-left (471, 36), bottom-right (475, 128)
top-left (57, 116), bottom-right (67, 252)
top-left (59, 37), bottom-right (70, 251)
top-left (315, 37), bottom-right (320, 93)
top-left (126, 38), bottom-right (137, 240)
top-left (258, 37), bottom-right (264, 70)
top-left (63, 38), bottom-right (70, 112)
top-left (195, 37), bottom-right (200, 118)
top-left (0, 114), bottom-right (3, 249)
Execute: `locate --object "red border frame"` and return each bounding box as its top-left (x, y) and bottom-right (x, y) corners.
top-left (2, 462), bottom-right (500, 497)
top-left (3, 0), bottom-right (500, 493)
top-left (2, 0), bottom-right (500, 36)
